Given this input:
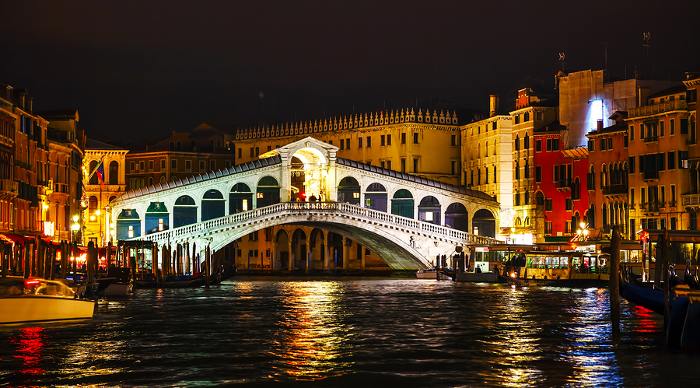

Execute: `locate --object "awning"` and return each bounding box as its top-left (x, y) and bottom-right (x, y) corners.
top-left (0, 233), bottom-right (33, 246)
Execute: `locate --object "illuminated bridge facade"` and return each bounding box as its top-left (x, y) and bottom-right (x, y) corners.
top-left (110, 137), bottom-right (501, 270)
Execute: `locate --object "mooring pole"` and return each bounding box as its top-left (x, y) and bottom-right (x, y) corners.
top-left (609, 225), bottom-right (621, 339)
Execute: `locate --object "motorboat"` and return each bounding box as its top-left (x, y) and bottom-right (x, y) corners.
top-left (0, 277), bottom-right (95, 324)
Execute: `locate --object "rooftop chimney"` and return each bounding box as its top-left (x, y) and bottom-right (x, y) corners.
top-left (597, 119), bottom-right (604, 131)
top-left (489, 95), bottom-right (498, 117)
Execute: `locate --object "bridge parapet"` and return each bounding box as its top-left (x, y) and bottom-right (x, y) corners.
top-left (137, 201), bottom-right (501, 247)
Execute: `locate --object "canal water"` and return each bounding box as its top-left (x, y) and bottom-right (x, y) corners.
top-left (1, 278), bottom-right (698, 386)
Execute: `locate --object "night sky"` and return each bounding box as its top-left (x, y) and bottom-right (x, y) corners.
top-left (1, 0), bottom-right (698, 146)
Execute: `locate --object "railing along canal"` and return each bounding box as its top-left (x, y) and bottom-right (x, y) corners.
top-left (137, 202), bottom-right (499, 245)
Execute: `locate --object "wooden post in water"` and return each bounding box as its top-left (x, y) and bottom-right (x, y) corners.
top-left (87, 241), bottom-right (97, 286)
top-left (609, 225), bottom-right (621, 338)
top-left (663, 228), bottom-right (672, 337)
top-left (204, 244), bottom-right (211, 288)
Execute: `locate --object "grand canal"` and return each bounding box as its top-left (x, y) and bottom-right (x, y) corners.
top-left (1, 278), bottom-right (698, 386)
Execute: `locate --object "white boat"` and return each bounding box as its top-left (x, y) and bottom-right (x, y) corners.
top-left (0, 277), bottom-right (95, 324)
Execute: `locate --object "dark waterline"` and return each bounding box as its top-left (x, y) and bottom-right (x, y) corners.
top-left (1, 278), bottom-right (698, 386)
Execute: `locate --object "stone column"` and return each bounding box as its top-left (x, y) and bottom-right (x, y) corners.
top-left (287, 235), bottom-right (293, 271)
top-left (343, 237), bottom-right (350, 270)
top-left (360, 244), bottom-right (366, 272)
top-left (323, 231), bottom-right (330, 271)
top-left (305, 234), bottom-right (312, 273)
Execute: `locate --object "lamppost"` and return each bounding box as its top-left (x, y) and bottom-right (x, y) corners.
top-left (575, 221), bottom-right (590, 242)
top-left (70, 214), bottom-right (81, 245)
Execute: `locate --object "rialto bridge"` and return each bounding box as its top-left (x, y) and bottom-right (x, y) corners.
top-left (109, 137), bottom-right (502, 271)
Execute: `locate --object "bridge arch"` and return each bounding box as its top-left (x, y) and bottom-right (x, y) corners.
top-left (472, 209), bottom-right (496, 238)
top-left (309, 228), bottom-right (325, 270)
top-left (116, 209), bottom-right (141, 240)
top-left (391, 189), bottom-right (414, 218)
top-left (418, 195), bottom-right (441, 225)
top-left (173, 195), bottom-right (197, 228)
top-left (229, 183), bottom-right (253, 214)
top-left (445, 202), bottom-right (468, 232)
top-left (291, 228), bottom-right (308, 270)
top-left (337, 176), bottom-right (361, 204)
top-left (365, 182), bottom-right (387, 212)
top-left (202, 189), bottom-right (225, 221)
top-left (256, 176), bottom-right (280, 207)
top-left (145, 202), bottom-right (169, 234)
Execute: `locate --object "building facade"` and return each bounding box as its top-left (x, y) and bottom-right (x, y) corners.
top-left (0, 85), bottom-right (50, 237)
top-left (234, 108), bottom-right (462, 186)
top-left (83, 139), bottom-right (128, 246)
top-left (627, 84), bottom-right (696, 235)
top-left (42, 109), bottom-right (85, 242)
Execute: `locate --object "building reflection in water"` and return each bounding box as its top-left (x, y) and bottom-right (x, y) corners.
top-left (268, 281), bottom-right (353, 381)
top-left (11, 326), bottom-right (45, 376)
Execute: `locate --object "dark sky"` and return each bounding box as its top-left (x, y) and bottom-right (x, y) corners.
top-left (1, 0), bottom-right (698, 146)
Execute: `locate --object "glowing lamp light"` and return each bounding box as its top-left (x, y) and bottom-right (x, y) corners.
top-left (72, 214), bottom-right (80, 223)
top-left (89, 215), bottom-right (96, 222)
top-left (95, 209), bottom-right (101, 216)
top-left (70, 223), bottom-right (80, 232)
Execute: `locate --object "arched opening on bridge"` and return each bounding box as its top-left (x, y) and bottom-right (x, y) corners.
top-left (291, 228), bottom-right (307, 271)
top-left (290, 146), bottom-right (327, 201)
top-left (290, 156), bottom-right (306, 201)
top-left (256, 176), bottom-right (280, 207)
top-left (327, 231), bottom-right (345, 269)
top-left (202, 189), bottom-right (225, 221)
top-left (173, 195), bottom-right (197, 228)
top-left (337, 176), bottom-right (361, 204)
top-left (274, 229), bottom-right (290, 271)
top-left (445, 203), bottom-right (468, 231)
top-left (365, 182), bottom-right (387, 212)
top-left (391, 189), bottom-right (414, 219)
top-left (472, 209), bottom-right (496, 238)
top-left (418, 196), bottom-right (441, 225)
top-left (116, 209), bottom-right (141, 240)
top-left (229, 183), bottom-right (253, 214)
top-left (309, 228), bottom-right (325, 270)
top-left (145, 202), bottom-right (169, 234)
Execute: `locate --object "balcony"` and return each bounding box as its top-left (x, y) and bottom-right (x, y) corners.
top-left (0, 179), bottom-right (18, 198)
top-left (682, 193), bottom-right (700, 207)
top-left (643, 135), bottom-right (659, 143)
top-left (603, 184), bottom-right (627, 195)
top-left (640, 202), bottom-right (660, 213)
top-left (628, 100), bottom-right (688, 118)
top-left (555, 179), bottom-right (571, 190)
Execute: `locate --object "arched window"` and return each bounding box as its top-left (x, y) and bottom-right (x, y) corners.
top-left (524, 134), bottom-right (530, 149)
top-left (108, 161), bottom-right (119, 185)
top-left (515, 135), bottom-right (520, 151)
top-left (89, 196), bottom-right (98, 213)
top-left (515, 161), bottom-right (520, 180)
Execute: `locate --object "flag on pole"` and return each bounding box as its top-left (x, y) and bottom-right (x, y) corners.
top-left (96, 161), bottom-right (105, 185)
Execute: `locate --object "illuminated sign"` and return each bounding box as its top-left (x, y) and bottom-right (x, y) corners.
top-left (43, 221), bottom-right (55, 237)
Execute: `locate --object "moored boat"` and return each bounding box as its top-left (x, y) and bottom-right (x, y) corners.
top-left (0, 277), bottom-right (95, 324)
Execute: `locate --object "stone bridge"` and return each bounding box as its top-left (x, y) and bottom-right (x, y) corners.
top-left (109, 137), bottom-right (502, 270)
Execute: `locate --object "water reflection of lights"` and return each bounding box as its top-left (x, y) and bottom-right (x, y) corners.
top-left (562, 288), bottom-right (622, 386)
top-left (269, 281), bottom-right (353, 381)
top-left (481, 288), bottom-right (544, 387)
top-left (11, 327), bottom-right (45, 376)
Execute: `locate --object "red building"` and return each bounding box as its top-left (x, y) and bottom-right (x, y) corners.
top-left (533, 122), bottom-right (589, 240)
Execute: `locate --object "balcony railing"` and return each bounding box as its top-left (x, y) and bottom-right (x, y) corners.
top-left (555, 179), bottom-right (571, 189)
top-left (640, 202), bottom-right (660, 212)
top-left (0, 179), bottom-right (18, 197)
top-left (603, 184), bottom-right (627, 195)
top-left (643, 135), bottom-right (659, 143)
top-left (682, 193), bottom-right (700, 207)
top-left (628, 100), bottom-right (688, 118)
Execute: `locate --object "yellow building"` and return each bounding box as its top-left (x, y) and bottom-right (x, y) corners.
top-left (231, 107), bottom-right (461, 271)
top-left (234, 108), bottom-right (461, 185)
top-left (83, 139), bottom-right (128, 246)
top-left (509, 89), bottom-right (558, 242)
top-left (461, 96), bottom-right (513, 237)
top-left (627, 84), bottom-right (695, 233)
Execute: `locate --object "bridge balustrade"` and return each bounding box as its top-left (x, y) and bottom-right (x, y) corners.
top-left (139, 201), bottom-right (500, 246)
